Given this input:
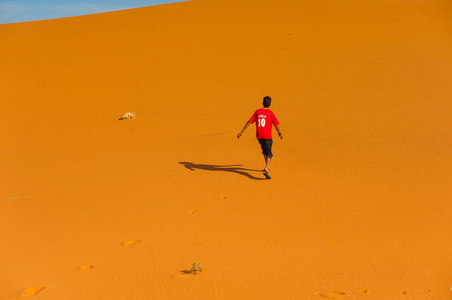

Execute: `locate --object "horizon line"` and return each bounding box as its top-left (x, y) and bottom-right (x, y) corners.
top-left (0, 0), bottom-right (189, 25)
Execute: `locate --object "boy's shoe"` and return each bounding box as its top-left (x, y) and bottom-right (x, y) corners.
top-left (263, 172), bottom-right (272, 179)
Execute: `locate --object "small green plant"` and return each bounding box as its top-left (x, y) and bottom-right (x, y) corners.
top-left (181, 262), bottom-right (202, 274)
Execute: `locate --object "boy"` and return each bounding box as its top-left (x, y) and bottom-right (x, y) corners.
top-left (237, 96), bottom-right (282, 179)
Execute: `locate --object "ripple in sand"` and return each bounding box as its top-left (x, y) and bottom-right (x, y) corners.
top-left (5, 196), bottom-right (28, 202)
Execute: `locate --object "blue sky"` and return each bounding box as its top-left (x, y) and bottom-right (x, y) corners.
top-left (0, 0), bottom-right (186, 24)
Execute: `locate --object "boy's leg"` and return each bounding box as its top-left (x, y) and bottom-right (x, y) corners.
top-left (264, 157), bottom-right (271, 174)
top-left (259, 139), bottom-right (273, 175)
top-left (263, 139), bottom-right (273, 174)
top-left (258, 140), bottom-right (266, 170)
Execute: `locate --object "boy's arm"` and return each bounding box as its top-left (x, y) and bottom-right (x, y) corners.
top-left (237, 121), bottom-right (251, 139)
top-left (275, 125), bottom-right (283, 139)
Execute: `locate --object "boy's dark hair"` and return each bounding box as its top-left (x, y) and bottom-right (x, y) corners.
top-left (263, 96), bottom-right (272, 107)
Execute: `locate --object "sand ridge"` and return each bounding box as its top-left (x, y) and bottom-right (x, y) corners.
top-left (1, 0), bottom-right (451, 299)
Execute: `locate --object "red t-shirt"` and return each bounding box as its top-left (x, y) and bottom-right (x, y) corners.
top-left (248, 108), bottom-right (280, 139)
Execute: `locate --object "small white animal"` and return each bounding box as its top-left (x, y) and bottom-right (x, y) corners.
top-left (118, 112), bottom-right (136, 120)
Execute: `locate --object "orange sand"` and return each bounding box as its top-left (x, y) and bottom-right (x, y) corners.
top-left (1, 0), bottom-right (452, 299)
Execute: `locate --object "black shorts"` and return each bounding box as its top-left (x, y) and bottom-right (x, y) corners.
top-left (258, 139), bottom-right (273, 158)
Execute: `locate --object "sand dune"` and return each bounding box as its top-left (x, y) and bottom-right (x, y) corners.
top-left (1, 0), bottom-right (451, 299)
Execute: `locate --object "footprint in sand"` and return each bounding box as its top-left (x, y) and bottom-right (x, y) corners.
top-left (358, 288), bottom-right (368, 294)
top-left (121, 240), bottom-right (141, 246)
top-left (20, 287), bottom-right (45, 298)
top-left (213, 197), bottom-right (226, 202)
top-left (188, 209), bottom-right (199, 214)
top-left (79, 265), bottom-right (94, 270)
top-left (317, 291), bottom-right (346, 299)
